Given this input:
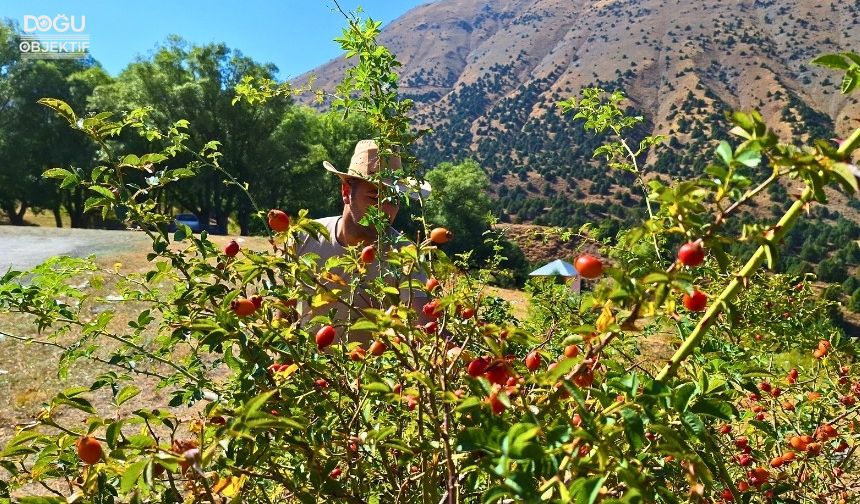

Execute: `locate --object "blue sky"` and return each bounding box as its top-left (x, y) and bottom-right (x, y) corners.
top-left (1, 1), bottom-right (431, 79)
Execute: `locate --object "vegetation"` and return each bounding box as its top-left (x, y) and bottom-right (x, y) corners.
top-left (0, 7), bottom-right (859, 503)
top-left (2, 12), bottom-right (858, 309)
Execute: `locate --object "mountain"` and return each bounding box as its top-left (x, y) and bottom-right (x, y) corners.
top-left (295, 0), bottom-right (860, 238)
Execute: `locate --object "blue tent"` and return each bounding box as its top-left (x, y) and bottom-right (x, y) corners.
top-left (529, 259), bottom-right (577, 277)
top-left (529, 259), bottom-right (581, 293)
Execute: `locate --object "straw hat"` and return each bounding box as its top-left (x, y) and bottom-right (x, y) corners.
top-left (323, 139), bottom-right (431, 200)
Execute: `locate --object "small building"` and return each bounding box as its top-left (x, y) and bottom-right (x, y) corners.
top-left (528, 259), bottom-right (581, 293)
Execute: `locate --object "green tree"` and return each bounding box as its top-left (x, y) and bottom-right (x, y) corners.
top-left (0, 21), bottom-right (109, 226)
top-left (844, 275), bottom-right (859, 294)
top-left (816, 257), bottom-right (848, 283)
top-left (424, 159), bottom-right (493, 259)
top-left (260, 107), bottom-right (373, 225)
top-left (89, 36), bottom-right (290, 234)
top-left (850, 287), bottom-right (860, 313)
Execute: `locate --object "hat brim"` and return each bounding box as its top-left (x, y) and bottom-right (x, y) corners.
top-left (323, 160), bottom-right (431, 200)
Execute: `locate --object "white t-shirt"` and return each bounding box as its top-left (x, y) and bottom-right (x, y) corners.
top-left (295, 216), bottom-right (428, 337)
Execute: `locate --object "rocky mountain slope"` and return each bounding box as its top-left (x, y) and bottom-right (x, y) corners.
top-left (297, 0), bottom-right (860, 229)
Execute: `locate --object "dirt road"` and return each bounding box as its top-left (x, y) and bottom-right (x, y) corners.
top-left (0, 225), bottom-right (151, 272)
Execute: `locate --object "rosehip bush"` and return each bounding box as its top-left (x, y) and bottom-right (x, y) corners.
top-left (1, 14), bottom-right (859, 504)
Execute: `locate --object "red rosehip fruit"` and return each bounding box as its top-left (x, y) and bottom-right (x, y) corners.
top-left (525, 350), bottom-right (541, 372)
top-left (267, 209), bottom-right (290, 232)
top-left (574, 254), bottom-right (603, 279)
top-left (677, 241), bottom-right (705, 267)
top-left (224, 239), bottom-right (240, 257)
top-left (683, 289), bottom-right (708, 312)
top-left (315, 325), bottom-right (336, 349)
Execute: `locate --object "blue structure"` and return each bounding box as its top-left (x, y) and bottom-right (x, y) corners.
top-left (529, 259), bottom-right (577, 277)
top-left (529, 259), bottom-right (581, 293)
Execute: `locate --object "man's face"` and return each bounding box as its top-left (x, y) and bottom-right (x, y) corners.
top-left (344, 179), bottom-right (400, 228)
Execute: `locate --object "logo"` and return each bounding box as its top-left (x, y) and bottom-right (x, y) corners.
top-left (20, 15), bottom-right (89, 60)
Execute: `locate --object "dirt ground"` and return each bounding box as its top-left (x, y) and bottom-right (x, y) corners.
top-left (0, 226), bottom-right (541, 441)
top-left (0, 225), bottom-right (151, 271)
top-left (0, 227), bottom-right (276, 445)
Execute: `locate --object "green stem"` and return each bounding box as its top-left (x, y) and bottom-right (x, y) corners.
top-left (838, 126), bottom-right (860, 156)
top-left (0, 330), bottom-right (169, 381)
top-left (619, 136), bottom-right (662, 261)
top-left (656, 186), bottom-right (814, 381)
top-left (703, 435), bottom-right (741, 503)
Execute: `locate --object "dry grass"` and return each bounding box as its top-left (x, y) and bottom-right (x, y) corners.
top-left (0, 226), bottom-right (851, 452)
top-left (0, 208), bottom-right (65, 227)
top-left (0, 231), bottom-right (276, 445)
top-left (484, 285), bottom-right (529, 320)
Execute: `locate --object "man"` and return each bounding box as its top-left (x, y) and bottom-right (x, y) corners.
top-left (295, 139), bottom-right (433, 340)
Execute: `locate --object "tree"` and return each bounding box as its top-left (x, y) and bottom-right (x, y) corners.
top-left (424, 159), bottom-right (493, 260)
top-left (816, 257), bottom-right (848, 283)
top-left (88, 37), bottom-right (376, 234)
top-left (850, 287), bottom-right (860, 312)
top-left (89, 36), bottom-right (290, 234)
top-left (261, 107), bottom-right (373, 223)
top-left (0, 21), bottom-right (108, 226)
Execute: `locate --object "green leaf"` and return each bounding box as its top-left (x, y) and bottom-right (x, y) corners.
top-left (502, 423), bottom-right (542, 459)
top-left (673, 382), bottom-right (697, 413)
top-left (53, 394), bottom-right (96, 414)
top-left (569, 474), bottom-right (607, 504)
top-left (715, 141), bottom-right (732, 166)
top-left (811, 54), bottom-right (850, 70)
top-left (730, 112), bottom-right (755, 133)
top-left (750, 419), bottom-right (778, 439)
top-left (457, 427), bottom-right (493, 453)
top-left (173, 224), bottom-right (190, 241)
top-left (18, 497), bottom-right (66, 504)
top-left (844, 52), bottom-right (860, 66)
top-left (830, 163), bottom-right (859, 194)
top-left (455, 396), bottom-right (483, 413)
top-left (704, 164), bottom-right (727, 180)
top-left (655, 485), bottom-right (682, 504)
top-left (641, 272), bottom-right (669, 284)
top-left (734, 148), bottom-right (761, 168)
top-left (116, 386), bottom-right (140, 407)
top-left (106, 421), bottom-right (123, 449)
top-left (89, 185), bottom-right (116, 200)
top-left (126, 434), bottom-right (157, 449)
top-left (620, 408), bottom-right (645, 451)
top-left (139, 153), bottom-right (168, 165)
top-left (545, 355), bottom-right (577, 382)
top-left (690, 399), bottom-right (734, 420)
top-left (60, 175), bottom-right (79, 189)
top-left (729, 125), bottom-right (751, 140)
top-left (483, 486), bottom-right (509, 503)
top-left (121, 459), bottom-right (148, 493)
top-left (0, 431), bottom-right (41, 457)
top-left (682, 411), bottom-right (706, 437)
top-left (240, 391), bottom-right (275, 419)
top-left (362, 382), bottom-right (390, 393)
top-left (121, 154), bottom-right (141, 166)
top-left (83, 196), bottom-right (105, 213)
top-left (350, 319), bottom-right (378, 332)
top-left (43, 168), bottom-right (74, 180)
top-left (842, 68), bottom-right (860, 95)
top-left (37, 98), bottom-right (76, 125)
